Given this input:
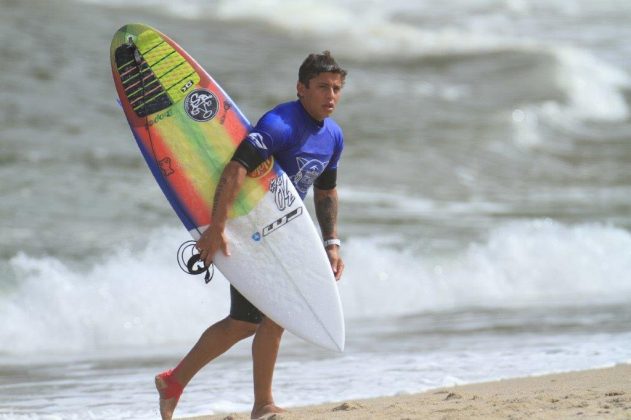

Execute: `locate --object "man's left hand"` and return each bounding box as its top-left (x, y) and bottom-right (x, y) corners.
top-left (326, 246), bottom-right (344, 281)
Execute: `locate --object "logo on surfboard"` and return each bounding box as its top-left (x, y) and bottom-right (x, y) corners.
top-left (158, 157), bottom-right (175, 176)
top-left (184, 89), bottom-right (219, 122)
top-left (269, 175), bottom-right (296, 211)
top-left (251, 207), bottom-right (304, 241)
top-left (262, 207), bottom-right (303, 237)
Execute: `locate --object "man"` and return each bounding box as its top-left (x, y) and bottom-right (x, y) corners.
top-left (155, 51), bottom-right (347, 420)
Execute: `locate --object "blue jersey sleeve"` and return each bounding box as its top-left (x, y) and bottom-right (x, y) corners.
top-left (325, 125), bottom-right (344, 171)
top-left (244, 111), bottom-right (290, 161)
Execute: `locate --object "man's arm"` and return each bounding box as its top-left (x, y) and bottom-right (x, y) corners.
top-left (196, 161), bottom-right (247, 267)
top-left (314, 186), bottom-right (344, 280)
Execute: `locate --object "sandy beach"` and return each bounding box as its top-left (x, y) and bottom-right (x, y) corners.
top-left (183, 364), bottom-right (631, 420)
top-left (3, 1), bottom-right (631, 418)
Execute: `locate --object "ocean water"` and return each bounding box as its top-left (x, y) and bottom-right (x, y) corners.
top-left (1, 0), bottom-right (631, 418)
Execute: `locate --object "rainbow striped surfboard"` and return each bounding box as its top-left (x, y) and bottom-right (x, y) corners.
top-left (110, 24), bottom-right (344, 351)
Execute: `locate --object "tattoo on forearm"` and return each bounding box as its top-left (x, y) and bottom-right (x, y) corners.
top-left (315, 194), bottom-right (338, 238)
top-left (212, 176), bottom-right (228, 219)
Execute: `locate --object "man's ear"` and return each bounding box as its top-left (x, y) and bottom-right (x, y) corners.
top-left (297, 81), bottom-right (306, 98)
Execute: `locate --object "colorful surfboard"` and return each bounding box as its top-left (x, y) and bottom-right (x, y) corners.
top-left (110, 24), bottom-right (344, 351)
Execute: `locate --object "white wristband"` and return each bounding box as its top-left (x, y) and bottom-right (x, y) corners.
top-left (323, 238), bottom-right (341, 248)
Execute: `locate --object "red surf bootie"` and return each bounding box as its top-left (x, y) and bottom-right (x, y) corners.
top-left (155, 369), bottom-right (184, 400)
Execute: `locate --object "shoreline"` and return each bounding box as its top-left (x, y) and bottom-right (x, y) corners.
top-left (182, 364), bottom-right (631, 419)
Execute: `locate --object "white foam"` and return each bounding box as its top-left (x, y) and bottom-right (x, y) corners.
top-left (3, 221), bottom-right (631, 354)
top-left (2, 227), bottom-right (230, 354)
top-left (340, 219), bottom-right (631, 318)
top-left (85, 0), bottom-right (631, 129)
top-left (212, 1), bottom-right (631, 127)
top-left (511, 46), bottom-right (631, 147)
top-left (555, 47), bottom-right (630, 121)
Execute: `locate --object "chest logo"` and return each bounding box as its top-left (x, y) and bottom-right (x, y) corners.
top-left (291, 157), bottom-right (329, 194)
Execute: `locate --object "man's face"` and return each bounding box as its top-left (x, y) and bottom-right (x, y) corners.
top-left (297, 72), bottom-right (344, 122)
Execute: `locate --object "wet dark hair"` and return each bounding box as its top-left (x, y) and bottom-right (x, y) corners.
top-left (298, 50), bottom-right (347, 87)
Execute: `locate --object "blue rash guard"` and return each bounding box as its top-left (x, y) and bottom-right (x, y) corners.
top-left (242, 100), bottom-right (344, 199)
top-left (227, 100), bottom-right (344, 323)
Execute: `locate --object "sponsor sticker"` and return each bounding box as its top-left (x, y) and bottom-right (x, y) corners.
top-left (247, 156), bottom-right (274, 179)
top-left (269, 175), bottom-right (296, 211)
top-left (158, 157), bottom-right (175, 176)
top-left (184, 89), bottom-right (219, 122)
top-left (262, 207), bottom-right (303, 237)
top-left (180, 80), bottom-right (194, 93)
top-left (147, 109), bottom-right (173, 127)
top-left (220, 100), bottom-right (232, 125)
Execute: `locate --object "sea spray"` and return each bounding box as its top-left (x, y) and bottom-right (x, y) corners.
top-left (3, 221), bottom-right (630, 354)
top-left (340, 219), bottom-right (631, 317)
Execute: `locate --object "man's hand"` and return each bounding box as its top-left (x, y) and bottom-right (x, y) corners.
top-left (196, 225), bottom-right (230, 268)
top-left (314, 187), bottom-right (343, 280)
top-left (326, 245), bottom-right (344, 281)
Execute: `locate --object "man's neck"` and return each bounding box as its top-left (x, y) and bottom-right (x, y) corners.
top-left (297, 99), bottom-right (325, 127)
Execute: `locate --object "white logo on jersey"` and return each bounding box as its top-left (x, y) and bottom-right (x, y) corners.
top-left (248, 132), bottom-right (267, 150)
top-left (291, 157), bottom-right (328, 194)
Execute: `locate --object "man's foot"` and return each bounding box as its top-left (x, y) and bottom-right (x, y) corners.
top-left (251, 403), bottom-right (286, 419)
top-left (155, 369), bottom-right (184, 420)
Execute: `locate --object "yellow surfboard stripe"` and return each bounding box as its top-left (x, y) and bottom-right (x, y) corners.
top-left (111, 24), bottom-right (266, 223)
top-left (136, 31), bottom-right (200, 104)
top-left (156, 105), bottom-right (265, 219)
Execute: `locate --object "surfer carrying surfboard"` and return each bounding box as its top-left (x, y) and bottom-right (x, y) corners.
top-left (156, 51), bottom-right (347, 420)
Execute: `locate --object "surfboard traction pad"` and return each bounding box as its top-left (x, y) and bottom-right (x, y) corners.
top-left (114, 31), bottom-right (199, 117)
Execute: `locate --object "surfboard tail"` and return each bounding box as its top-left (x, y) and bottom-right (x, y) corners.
top-left (301, 310), bottom-right (345, 352)
top-left (217, 198), bottom-right (346, 352)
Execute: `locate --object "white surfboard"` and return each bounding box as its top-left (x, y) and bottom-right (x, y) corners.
top-left (111, 23), bottom-right (344, 351)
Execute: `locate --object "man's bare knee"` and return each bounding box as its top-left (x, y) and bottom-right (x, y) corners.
top-left (258, 317), bottom-right (284, 336)
top-left (223, 317), bottom-right (258, 339)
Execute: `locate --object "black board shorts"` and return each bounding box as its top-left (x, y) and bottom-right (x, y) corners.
top-left (229, 285), bottom-right (263, 324)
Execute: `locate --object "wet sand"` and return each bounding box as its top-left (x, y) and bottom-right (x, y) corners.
top-left (182, 364), bottom-right (631, 419)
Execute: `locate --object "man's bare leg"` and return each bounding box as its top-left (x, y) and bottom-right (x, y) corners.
top-left (250, 317), bottom-right (285, 419)
top-left (157, 316), bottom-right (257, 420)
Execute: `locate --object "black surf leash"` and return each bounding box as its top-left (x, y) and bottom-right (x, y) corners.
top-left (177, 240), bottom-right (215, 284)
